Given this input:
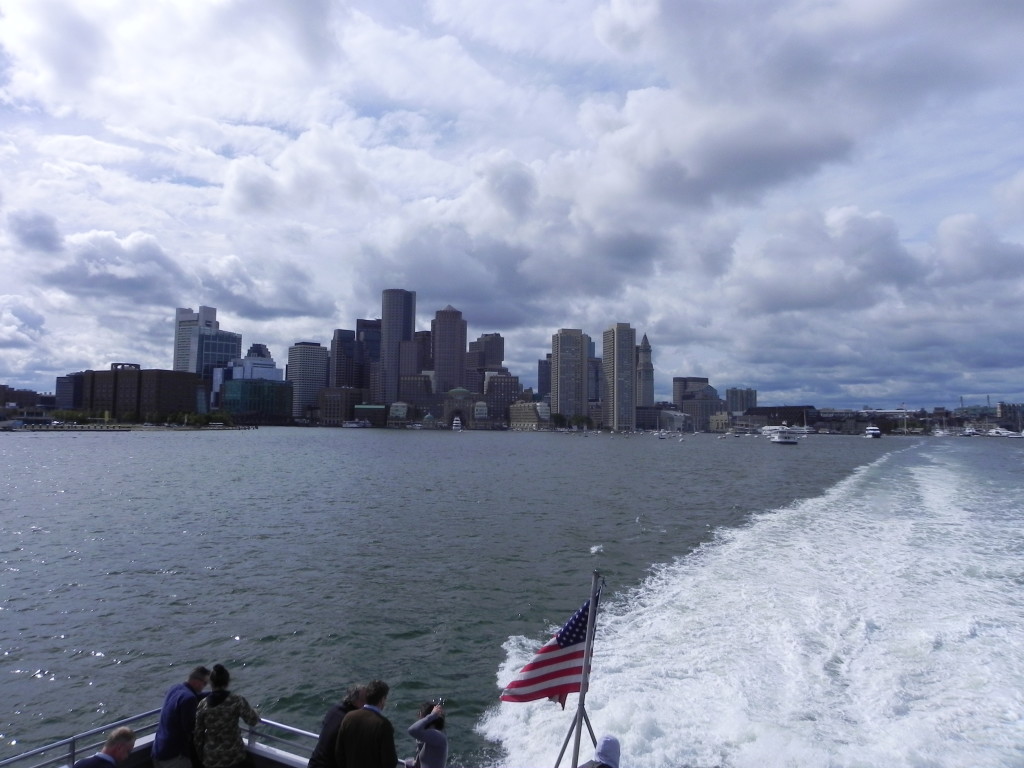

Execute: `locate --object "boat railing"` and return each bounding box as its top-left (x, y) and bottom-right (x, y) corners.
top-left (245, 718), bottom-right (318, 767)
top-left (0, 714), bottom-right (316, 768)
top-left (0, 710), bottom-right (161, 768)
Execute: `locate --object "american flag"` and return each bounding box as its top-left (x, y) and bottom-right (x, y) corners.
top-left (500, 595), bottom-right (599, 707)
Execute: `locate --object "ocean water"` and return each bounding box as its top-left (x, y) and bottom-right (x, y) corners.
top-left (2, 430), bottom-right (1022, 767)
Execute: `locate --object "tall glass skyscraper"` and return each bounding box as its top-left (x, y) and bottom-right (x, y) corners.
top-left (431, 305), bottom-right (467, 395)
top-left (173, 306), bottom-right (218, 372)
top-left (551, 328), bottom-right (591, 419)
top-left (381, 289), bottom-right (416, 404)
top-left (286, 341), bottom-right (329, 420)
top-left (602, 322), bottom-right (636, 431)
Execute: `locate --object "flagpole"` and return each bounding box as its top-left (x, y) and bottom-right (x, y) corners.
top-left (569, 570), bottom-right (602, 768)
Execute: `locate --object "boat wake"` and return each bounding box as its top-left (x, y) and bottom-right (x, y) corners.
top-left (479, 443), bottom-right (1024, 767)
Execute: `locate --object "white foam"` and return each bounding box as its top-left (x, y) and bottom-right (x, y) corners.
top-left (479, 445), bottom-right (1024, 767)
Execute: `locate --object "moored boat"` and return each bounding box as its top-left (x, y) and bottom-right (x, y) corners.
top-left (864, 425), bottom-right (882, 438)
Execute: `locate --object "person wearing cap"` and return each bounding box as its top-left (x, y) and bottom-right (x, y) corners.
top-left (579, 734), bottom-right (620, 768)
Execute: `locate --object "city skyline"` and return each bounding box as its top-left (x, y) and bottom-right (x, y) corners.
top-left (2, 3), bottom-right (1024, 410)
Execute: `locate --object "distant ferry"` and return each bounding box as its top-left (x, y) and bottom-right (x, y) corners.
top-left (341, 419), bottom-right (371, 428)
top-left (864, 425), bottom-right (882, 438)
top-left (452, 416), bottom-right (463, 431)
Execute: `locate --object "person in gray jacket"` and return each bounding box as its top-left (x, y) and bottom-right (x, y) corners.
top-left (404, 702), bottom-right (447, 768)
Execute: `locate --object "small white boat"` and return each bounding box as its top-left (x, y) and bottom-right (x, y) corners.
top-left (770, 429), bottom-right (800, 445)
top-left (864, 425), bottom-right (882, 438)
top-left (452, 416), bottom-right (463, 431)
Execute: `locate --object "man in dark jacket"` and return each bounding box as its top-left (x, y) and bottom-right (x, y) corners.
top-left (308, 684), bottom-right (366, 768)
top-left (333, 680), bottom-right (397, 768)
top-left (153, 666), bottom-right (211, 768)
top-left (73, 727), bottom-right (135, 768)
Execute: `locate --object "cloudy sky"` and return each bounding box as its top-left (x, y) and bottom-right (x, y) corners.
top-left (2, 0), bottom-right (1023, 409)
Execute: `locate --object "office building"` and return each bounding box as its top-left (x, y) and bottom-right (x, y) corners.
top-left (431, 305), bottom-right (467, 395)
top-left (330, 329), bottom-right (357, 388)
top-left (537, 355), bottom-right (551, 400)
top-left (469, 333), bottom-right (504, 368)
top-left (551, 329), bottom-right (591, 419)
top-left (173, 306), bottom-right (218, 372)
top-left (355, 318), bottom-right (381, 395)
top-left (381, 289), bottom-right (416, 404)
top-left (286, 342), bottom-right (329, 421)
top-left (78, 364), bottom-right (204, 421)
top-left (602, 323), bottom-right (636, 431)
top-left (210, 343), bottom-right (283, 409)
top-left (726, 387), bottom-right (757, 415)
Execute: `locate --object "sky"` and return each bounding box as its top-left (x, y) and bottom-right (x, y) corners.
top-left (2, 0), bottom-right (1023, 410)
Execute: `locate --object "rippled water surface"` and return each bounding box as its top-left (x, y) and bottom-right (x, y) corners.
top-left (3, 429), bottom-right (1021, 767)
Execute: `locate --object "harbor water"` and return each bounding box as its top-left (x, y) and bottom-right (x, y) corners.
top-left (2, 429), bottom-right (1022, 767)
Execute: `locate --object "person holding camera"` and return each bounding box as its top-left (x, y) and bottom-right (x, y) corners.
top-left (404, 701), bottom-right (447, 768)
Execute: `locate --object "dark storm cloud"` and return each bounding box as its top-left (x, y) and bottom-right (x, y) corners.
top-left (484, 159), bottom-right (538, 220)
top-left (201, 261), bottom-right (336, 320)
top-left (45, 232), bottom-right (189, 306)
top-left (6, 210), bottom-right (64, 252)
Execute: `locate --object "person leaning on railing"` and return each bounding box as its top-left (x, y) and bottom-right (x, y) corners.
top-left (73, 727), bottom-right (136, 768)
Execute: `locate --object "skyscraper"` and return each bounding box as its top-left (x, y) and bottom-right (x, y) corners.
top-left (355, 318), bottom-right (381, 395)
top-left (551, 329), bottom-right (591, 419)
top-left (726, 387), bottom-right (757, 414)
top-left (469, 333), bottom-right (504, 368)
top-left (636, 333), bottom-right (654, 407)
top-left (602, 323), bottom-right (636, 431)
top-left (431, 305), bottom-right (467, 394)
top-left (287, 341), bottom-right (329, 420)
top-left (329, 329), bottom-right (357, 388)
top-left (381, 289), bottom-right (416, 404)
top-left (173, 306), bottom-right (218, 372)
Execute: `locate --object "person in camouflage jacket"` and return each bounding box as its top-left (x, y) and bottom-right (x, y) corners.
top-left (194, 664), bottom-right (260, 768)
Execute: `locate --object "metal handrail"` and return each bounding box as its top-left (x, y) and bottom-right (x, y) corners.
top-left (245, 718), bottom-right (318, 756)
top-left (0, 710), bottom-right (161, 768)
top-left (0, 712), bottom-right (317, 768)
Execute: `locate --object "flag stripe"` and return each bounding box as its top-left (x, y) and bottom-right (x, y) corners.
top-left (500, 594), bottom-right (598, 704)
top-left (500, 660), bottom-right (587, 691)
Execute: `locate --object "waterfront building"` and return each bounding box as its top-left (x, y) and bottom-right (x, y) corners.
top-left (602, 323), bottom-right (636, 431)
top-left (483, 370), bottom-right (522, 424)
top-left (286, 342), bottom-right (329, 421)
top-left (551, 329), bottom-right (591, 420)
top-left (509, 401), bottom-right (544, 430)
top-left (316, 387), bottom-right (366, 426)
top-left (381, 289), bottom-right (416, 404)
top-left (432, 305), bottom-right (467, 394)
top-left (221, 378), bottom-right (292, 424)
top-left (636, 334), bottom-right (654, 407)
top-left (78, 364), bottom-right (204, 421)
top-left (55, 373), bottom-right (84, 410)
top-left (210, 343), bottom-right (283, 410)
top-left (726, 387), bottom-right (757, 415)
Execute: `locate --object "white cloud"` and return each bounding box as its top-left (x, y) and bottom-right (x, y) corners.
top-left (1, 0), bottom-right (1023, 408)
